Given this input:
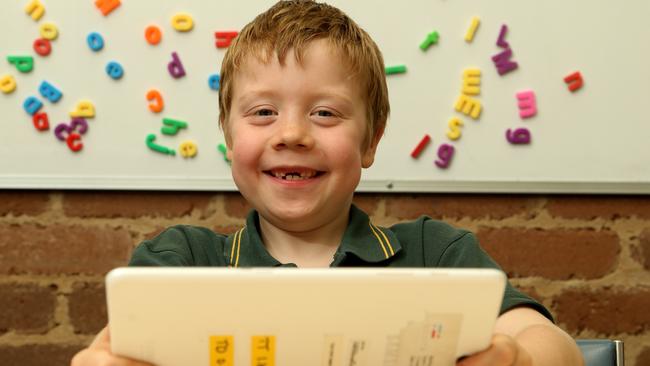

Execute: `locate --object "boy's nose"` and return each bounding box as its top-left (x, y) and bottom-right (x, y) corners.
top-left (271, 116), bottom-right (315, 151)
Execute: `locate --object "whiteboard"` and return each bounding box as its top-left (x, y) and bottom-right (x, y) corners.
top-left (1, 0), bottom-right (649, 193)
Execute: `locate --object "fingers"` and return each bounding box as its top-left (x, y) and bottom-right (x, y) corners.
top-left (71, 348), bottom-right (153, 366)
top-left (70, 325), bottom-right (154, 366)
top-left (90, 325), bottom-right (111, 349)
top-left (457, 334), bottom-right (531, 366)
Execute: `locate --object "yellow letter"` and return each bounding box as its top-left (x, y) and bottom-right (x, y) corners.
top-left (454, 94), bottom-right (482, 120)
top-left (171, 13), bottom-right (194, 32)
top-left (39, 23), bottom-right (59, 40)
top-left (0, 75), bottom-right (17, 94)
top-left (446, 117), bottom-right (464, 140)
top-left (24, 0), bottom-right (45, 21)
top-left (69, 100), bottom-right (96, 118)
top-left (462, 68), bottom-right (481, 95)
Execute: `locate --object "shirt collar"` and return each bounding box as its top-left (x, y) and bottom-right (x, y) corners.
top-left (336, 204), bottom-right (402, 264)
top-left (225, 204), bottom-right (402, 267)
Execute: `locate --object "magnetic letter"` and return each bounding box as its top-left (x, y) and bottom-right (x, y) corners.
top-left (39, 23), bottom-right (59, 40)
top-left (33, 39), bottom-right (52, 56)
top-left (516, 90), bottom-right (537, 119)
top-left (462, 68), bottom-right (481, 95)
top-left (506, 128), bottom-right (531, 144)
top-left (179, 140), bottom-right (198, 158)
top-left (66, 133), bottom-right (83, 152)
top-left (171, 13), bottom-right (194, 32)
top-left (145, 26), bottom-right (162, 45)
top-left (410, 135), bottom-right (431, 158)
top-left (39, 80), bottom-right (63, 103)
top-left (106, 61), bottom-right (124, 79)
top-left (24, 0), bottom-right (45, 21)
top-left (32, 112), bottom-right (49, 131)
top-left (446, 117), bottom-right (464, 141)
top-left (496, 24), bottom-right (509, 48)
top-left (95, 0), bottom-right (121, 16)
top-left (564, 71), bottom-right (584, 92)
top-left (87, 32), bottom-right (104, 51)
top-left (419, 31), bottom-right (439, 51)
top-left (146, 134), bottom-right (175, 156)
top-left (7, 56), bottom-right (34, 73)
top-left (465, 17), bottom-right (480, 43)
top-left (454, 94), bottom-right (482, 120)
top-left (23, 96), bottom-right (42, 116)
top-left (435, 144), bottom-right (455, 169)
top-left (215, 31), bottom-right (238, 48)
top-left (69, 100), bottom-right (96, 118)
top-left (146, 89), bottom-right (164, 113)
top-left (161, 118), bottom-right (188, 135)
top-left (491, 48), bottom-right (518, 76)
top-left (208, 74), bottom-right (220, 91)
top-left (167, 52), bottom-right (186, 78)
top-left (0, 75), bottom-right (17, 94)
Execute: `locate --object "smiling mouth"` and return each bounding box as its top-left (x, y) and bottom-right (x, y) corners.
top-left (264, 169), bottom-right (325, 181)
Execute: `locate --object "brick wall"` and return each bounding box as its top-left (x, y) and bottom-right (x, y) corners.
top-left (1, 191), bottom-right (649, 366)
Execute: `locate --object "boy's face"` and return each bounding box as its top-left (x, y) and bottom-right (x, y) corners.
top-left (226, 39), bottom-right (380, 232)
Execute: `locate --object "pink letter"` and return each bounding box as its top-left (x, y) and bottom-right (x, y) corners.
top-left (516, 90), bottom-right (537, 119)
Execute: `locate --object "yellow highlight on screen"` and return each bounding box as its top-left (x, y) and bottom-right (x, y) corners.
top-left (251, 335), bottom-right (276, 366)
top-left (209, 335), bottom-right (234, 366)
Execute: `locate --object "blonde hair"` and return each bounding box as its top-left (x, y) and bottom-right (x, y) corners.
top-left (218, 0), bottom-right (389, 150)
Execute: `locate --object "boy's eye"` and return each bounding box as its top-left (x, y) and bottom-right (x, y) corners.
top-left (254, 108), bottom-right (276, 116)
top-left (313, 110), bottom-right (335, 117)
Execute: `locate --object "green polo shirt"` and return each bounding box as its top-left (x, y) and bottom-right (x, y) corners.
top-left (129, 204), bottom-right (553, 320)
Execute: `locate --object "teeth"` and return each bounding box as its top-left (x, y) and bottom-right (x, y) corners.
top-left (271, 170), bottom-right (317, 180)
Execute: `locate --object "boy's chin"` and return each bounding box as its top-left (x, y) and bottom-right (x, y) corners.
top-left (258, 204), bottom-right (346, 232)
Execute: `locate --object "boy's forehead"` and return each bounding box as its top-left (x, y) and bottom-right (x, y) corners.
top-left (235, 39), bottom-right (354, 77)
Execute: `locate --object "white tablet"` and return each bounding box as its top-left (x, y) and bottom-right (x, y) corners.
top-left (106, 267), bottom-right (505, 366)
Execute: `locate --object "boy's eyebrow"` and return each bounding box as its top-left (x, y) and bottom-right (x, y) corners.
top-left (237, 89), bottom-right (357, 108)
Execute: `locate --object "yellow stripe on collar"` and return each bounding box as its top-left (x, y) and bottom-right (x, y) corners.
top-left (371, 222), bottom-right (395, 256)
top-left (368, 222), bottom-right (389, 259)
top-left (230, 227), bottom-right (244, 267)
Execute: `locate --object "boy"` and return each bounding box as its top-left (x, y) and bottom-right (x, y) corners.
top-left (72, 1), bottom-right (584, 365)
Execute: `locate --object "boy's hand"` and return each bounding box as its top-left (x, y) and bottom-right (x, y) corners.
top-left (457, 333), bottom-right (532, 366)
top-left (71, 325), bottom-right (154, 366)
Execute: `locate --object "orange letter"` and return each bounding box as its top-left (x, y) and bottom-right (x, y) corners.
top-left (146, 89), bottom-right (164, 113)
top-left (145, 26), bottom-right (162, 45)
top-left (95, 0), bottom-right (121, 16)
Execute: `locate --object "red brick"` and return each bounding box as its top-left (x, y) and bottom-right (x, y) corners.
top-left (385, 194), bottom-right (536, 220)
top-left (0, 283), bottom-right (57, 334)
top-left (0, 344), bottom-right (84, 366)
top-left (635, 229), bottom-right (650, 270)
top-left (63, 191), bottom-right (213, 218)
top-left (636, 347), bottom-right (650, 366)
top-left (224, 192), bottom-right (251, 219)
top-left (213, 225), bottom-right (242, 235)
top-left (0, 191), bottom-right (50, 216)
top-left (546, 196), bottom-right (650, 220)
top-left (477, 228), bottom-right (620, 279)
top-left (0, 223), bottom-right (133, 275)
top-left (552, 287), bottom-right (650, 335)
top-left (352, 194), bottom-right (380, 216)
top-left (144, 226), bottom-right (167, 241)
top-left (67, 282), bottom-right (107, 335)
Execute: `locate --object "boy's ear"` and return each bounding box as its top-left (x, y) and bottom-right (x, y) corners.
top-left (361, 124), bottom-right (385, 168)
top-left (224, 134), bottom-right (234, 161)
top-left (221, 116), bottom-right (234, 161)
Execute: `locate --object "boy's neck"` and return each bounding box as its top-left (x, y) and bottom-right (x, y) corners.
top-left (258, 210), bottom-right (350, 268)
